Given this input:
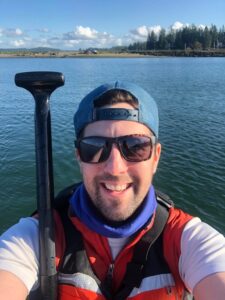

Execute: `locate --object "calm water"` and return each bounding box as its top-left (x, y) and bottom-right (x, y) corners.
top-left (0, 57), bottom-right (225, 234)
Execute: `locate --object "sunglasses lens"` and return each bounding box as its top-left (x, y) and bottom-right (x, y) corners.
top-left (120, 136), bottom-right (152, 162)
top-left (78, 137), bottom-right (110, 163)
top-left (77, 135), bottom-right (154, 163)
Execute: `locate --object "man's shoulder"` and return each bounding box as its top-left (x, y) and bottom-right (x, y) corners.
top-left (168, 207), bottom-right (194, 225)
top-left (0, 217), bottom-right (38, 240)
top-left (162, 206), bottom-right (194, 258)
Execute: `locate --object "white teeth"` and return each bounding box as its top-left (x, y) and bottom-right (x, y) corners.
top-left (105, 183), bottom-right (128, 191)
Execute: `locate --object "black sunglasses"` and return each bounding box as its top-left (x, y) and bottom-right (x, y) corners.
top-left (75, 134), bottom-right (157, 163)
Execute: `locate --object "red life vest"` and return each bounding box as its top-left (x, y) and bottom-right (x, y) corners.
top-left (51, 186), bottom-right (193, 300)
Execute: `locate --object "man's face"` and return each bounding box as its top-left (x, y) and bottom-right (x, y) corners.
top-left (77, 103), bottom-right (161, 222)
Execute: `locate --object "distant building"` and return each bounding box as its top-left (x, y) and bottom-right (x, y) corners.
top-left (83, 49), bottom-right (98, 54)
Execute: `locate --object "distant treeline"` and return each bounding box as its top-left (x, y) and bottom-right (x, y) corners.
top-left (127, 25), bottom-right (225, 51)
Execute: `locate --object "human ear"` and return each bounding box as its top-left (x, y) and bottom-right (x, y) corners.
top-left (75, 149), bottom-right (83, 173)
top-left (153, 142), bottom-right (161, 174)
top-left (75, 148), bottom-right (80, 161)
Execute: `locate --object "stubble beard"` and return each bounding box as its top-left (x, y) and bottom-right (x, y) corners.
top-left (91, 174), bottom-right (144, 222)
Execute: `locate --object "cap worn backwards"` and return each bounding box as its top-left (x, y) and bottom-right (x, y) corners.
top-left (74, 81), bottom-right (159, 138)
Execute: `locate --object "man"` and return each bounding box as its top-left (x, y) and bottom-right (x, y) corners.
top-left (0, 81), bottom-right (225, 300)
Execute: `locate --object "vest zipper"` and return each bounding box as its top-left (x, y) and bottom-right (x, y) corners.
top-left (108, 263), bottom-right (114, 281)
top-left (105, 263), bottom-right (114, 293)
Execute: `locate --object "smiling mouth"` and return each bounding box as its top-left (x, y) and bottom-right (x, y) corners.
top-left (102, 183), bottom-right (131, 192)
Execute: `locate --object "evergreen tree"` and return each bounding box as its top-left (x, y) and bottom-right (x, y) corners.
top-left (174, 30), bottom-right (183, 49)
top-left (218, 26), bottom-right (225, 47)
top-left (146, 33), bottom-right (151, 50)
top-left (210, 25), bottom-right (218, 48)
top-left (127, 24), bottom-right (225, 52)
top-left (158, 29), bottom-right (167, 49)
top-left (166, 30), bottom-right (176, 49)
top-left (203, 27), bottom-right (212, 49)
top-left (146, 31), bottom-right (157, 50)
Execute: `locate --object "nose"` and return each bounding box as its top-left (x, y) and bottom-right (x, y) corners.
top-left (103, 144), bottom-right (128, 175)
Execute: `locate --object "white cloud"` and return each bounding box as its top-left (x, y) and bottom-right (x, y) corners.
top-left (131, 25), bottom-right (162, 38)
top-left (0, 25), bottom-right (121, 49)
top-left (148, 25), bottom-right (162, 35)
top-left (58, 26), bottom-right (122, 48)
top-left (36, 38), bottom-right (51, 47)
top-left (131, 25), bottom-right (149, 37)
top-left (15, 28), bottom-right (23, 35)
top-left (64, 39), bottom-right (80, 48)
top-left (170, 21), bottom-right (207, 32)
top-left (198, 24), bottom-right (206, 30)
top-left (0, 22), bottom-right (210, 50)
top-left (10, 39), bottom-right (25, 47)
top-left (74, 26), bottom-right (98, 39)
top-left (39, 28), bottom-right (49, 33)
top-left (3, 28), bottom-right (23, 37)
top-left (24, 36), bottom-right (32, 41)
top-left (171, 21), bottom-right (186, 31)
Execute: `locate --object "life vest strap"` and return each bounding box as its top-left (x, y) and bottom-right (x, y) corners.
top-left (113, 201), bottom-right (170, 300)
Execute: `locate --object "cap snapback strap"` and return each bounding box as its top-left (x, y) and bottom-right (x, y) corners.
top-left (93, 108), bottom-right (139, 121)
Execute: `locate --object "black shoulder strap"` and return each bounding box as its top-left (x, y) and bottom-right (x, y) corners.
top-left (114, 195), bottom-right (171, 300)
top-left (53, 182), bottom-right (81, 210)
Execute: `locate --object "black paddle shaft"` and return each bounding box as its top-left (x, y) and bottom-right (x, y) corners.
top-left (15, 71), bottom-right (65, 300)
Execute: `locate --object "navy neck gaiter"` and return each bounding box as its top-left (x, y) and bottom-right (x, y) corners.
top-left (70, 184), bottom-right (157, 238)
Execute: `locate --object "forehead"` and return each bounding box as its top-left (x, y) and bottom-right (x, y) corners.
top-left (84, 119), bottom-right (151, 137)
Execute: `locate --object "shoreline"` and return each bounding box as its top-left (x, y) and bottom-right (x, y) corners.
top-left (0, 53), bottom-right (146, 58)
top-left (1, 50), bottom-right (225, 58)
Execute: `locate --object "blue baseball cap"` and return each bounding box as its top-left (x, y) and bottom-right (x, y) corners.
top-left (74, 81), bottom-right (159, 138)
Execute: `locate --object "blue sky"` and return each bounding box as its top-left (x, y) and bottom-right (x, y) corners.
top-left (0, 0), bottom-right (224, 50)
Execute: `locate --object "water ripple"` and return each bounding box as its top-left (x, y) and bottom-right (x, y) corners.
top-left (1, 57), bottom-right (225, 234)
